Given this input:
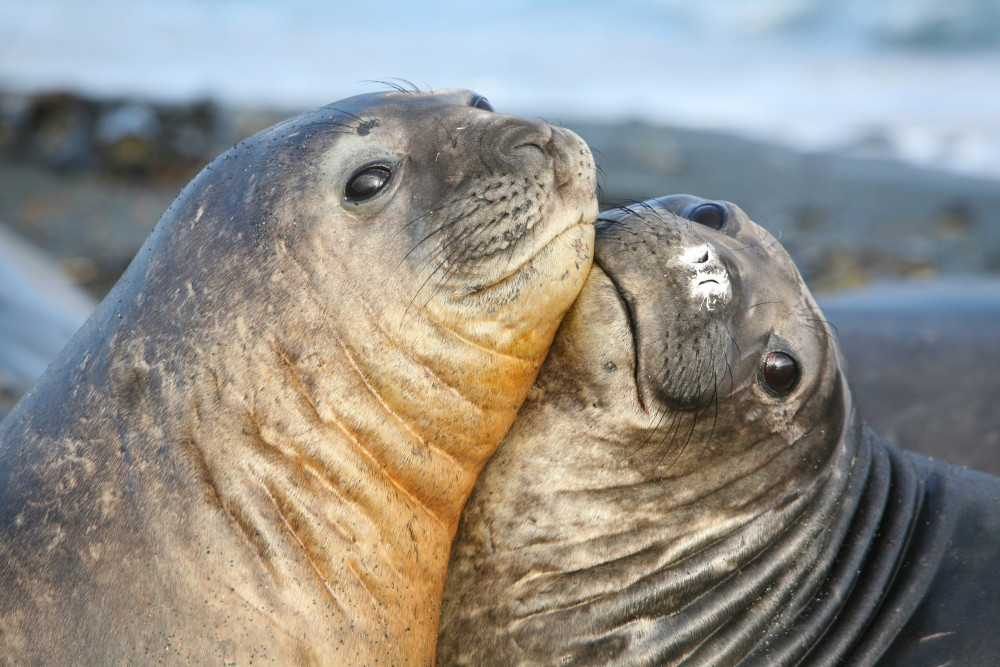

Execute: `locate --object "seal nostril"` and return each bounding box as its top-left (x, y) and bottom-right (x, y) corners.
top-left (481, 121), bottom-right (555, 175)
top-left (513, 142), bottom-right (547, 161)
top-left (680, 244), bottom-right (712, 266)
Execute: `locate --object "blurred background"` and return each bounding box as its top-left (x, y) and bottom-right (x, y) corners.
top-left (1, 0), bottom-right (999, 467)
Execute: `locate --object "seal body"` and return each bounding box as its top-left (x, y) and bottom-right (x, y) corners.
top-left (0, 89), bottom-right (597, 664)
top-left (439, 196), bottom-right (1000, 665)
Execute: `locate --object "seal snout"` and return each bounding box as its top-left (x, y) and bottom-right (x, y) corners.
top-left (479, 120), bottom-right (594, 193)
top-left (437, 113), bottom-right (595, 287)
top-left (480, 119), bottom-right (554, 175)
top-left (680, 243), bottom-right (731, 310)
top-left (548, 127), bottom-right (596, 191)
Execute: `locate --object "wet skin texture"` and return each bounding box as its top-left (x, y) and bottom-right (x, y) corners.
top-left (0, 89), bottom-right (598, 664)
top-left (439, 196), bottom-right (1000, 666)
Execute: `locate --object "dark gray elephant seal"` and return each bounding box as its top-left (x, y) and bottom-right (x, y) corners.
top-left (0, 89), bottom-right (597, 664)
top-left (439, 195), bottom-right (1000, 665)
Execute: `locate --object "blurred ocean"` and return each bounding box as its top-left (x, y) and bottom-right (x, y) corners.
top-left (2, 0), bottom-right (999, 180)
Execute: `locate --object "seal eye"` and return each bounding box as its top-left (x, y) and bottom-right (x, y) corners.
top-left (345, 166), bottom-right (391, 200)
top-left (688, 203), bottom-right (727, 230)
top-left (471, 95), bottom-right (494, 111)
top-left (761, 351), bottom-right (799, 396)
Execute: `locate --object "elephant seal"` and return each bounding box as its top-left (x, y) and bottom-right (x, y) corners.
top-left (0, 89), bottom-right (597, 664)
top-left (439, 196), bottom-right (1000, 665)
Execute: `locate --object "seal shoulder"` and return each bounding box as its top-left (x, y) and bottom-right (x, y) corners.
top-left (871, 444), bottom-right (1000, 664)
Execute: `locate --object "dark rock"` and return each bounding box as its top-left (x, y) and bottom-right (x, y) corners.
top-left (1, 91), bottom-right (222, 180)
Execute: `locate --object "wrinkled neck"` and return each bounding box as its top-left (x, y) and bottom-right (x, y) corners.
top-left (104, 284), bottom-right (536, 663)
top-left (442, 398), bottom-right (932, 666)
top-left (486, 407), bottom-right (857, 607)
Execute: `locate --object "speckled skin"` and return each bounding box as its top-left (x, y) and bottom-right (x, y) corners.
top-left (439, 196), bottom-right (1000, 666)
top-left (0, 89), bottom-right (597, 664)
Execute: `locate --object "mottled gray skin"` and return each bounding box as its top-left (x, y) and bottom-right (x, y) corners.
top-left (439, 196), bottom-right (1000, 665)
top-left (0, 89), bottom-right (597, 664)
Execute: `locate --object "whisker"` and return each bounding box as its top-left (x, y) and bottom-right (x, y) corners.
top-left (361, 78), bottom-right (423, 94)
top-left (722, 333), bottom-right (737, 395)
top-left (391, 196), bottom-right (480, 275)
top-left (747, 300), bottom-right (784, 312)
top-left (628, 406), bottom-right (670, 458)
top-left (433, 115), bottom-right (462, 149)
top-left (655, 409), bottom-right (698, 473)
top-left (397, 211), bottom-right (486, 327)
top-left (726, 324), bottom-right (743, 363)
top-left (703, 369), bottom-right (721, 451)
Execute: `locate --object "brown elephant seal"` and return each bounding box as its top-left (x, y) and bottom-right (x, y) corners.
top-left (0, 88), bottom-right (597, 664)
top-left (439, 195), bottom-right (1000, 665)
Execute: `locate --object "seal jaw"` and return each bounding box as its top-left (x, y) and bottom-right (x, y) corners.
top-left (458, 218), bottom-right (596, 297)
top-left (591, 253), bottom-right (646, 413)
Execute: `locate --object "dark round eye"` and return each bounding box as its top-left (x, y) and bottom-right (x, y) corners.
top-left (471, 95), bottom-right (494, 111)
top-left (688, 203), bottom-right (727, 229)
top-left (761, 351), bottom-right (799, 396)
top-left (345, 165), bottom-right (391, 200)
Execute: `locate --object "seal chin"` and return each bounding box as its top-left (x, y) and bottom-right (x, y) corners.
top-left (463, 216), bottom-right (596, 296)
